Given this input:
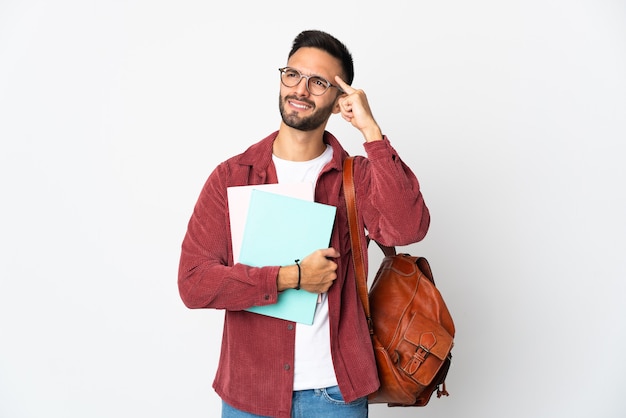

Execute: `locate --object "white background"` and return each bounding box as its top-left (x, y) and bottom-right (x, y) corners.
top-left (1, 1), bottom-right (625, 417)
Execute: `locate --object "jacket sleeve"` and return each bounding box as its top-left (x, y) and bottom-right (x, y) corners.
top-left (178, 163), bottom-right (280, 310)
top-left (355, 137), bottom-right (430, 246)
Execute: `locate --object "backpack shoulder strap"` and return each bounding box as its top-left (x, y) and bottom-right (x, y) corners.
top-left (343, 156), bottom-right (372, 327)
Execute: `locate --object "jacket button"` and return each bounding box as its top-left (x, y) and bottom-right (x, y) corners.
top-left (284, 364), bottom-right (291, 371)
top-left (264, 294), bottom-right (270, 300)
top-left (287, 324), bottom-right (294, 330)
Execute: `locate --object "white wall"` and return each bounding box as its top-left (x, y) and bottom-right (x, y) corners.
top-left (1, 1), bottom-right (624, 417)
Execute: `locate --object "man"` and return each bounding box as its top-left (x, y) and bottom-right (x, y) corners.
top-left (178, 30), bottom-right (430, 418)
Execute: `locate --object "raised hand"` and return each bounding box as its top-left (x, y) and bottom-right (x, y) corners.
top-left (335, 76), bottom-right (383, 143)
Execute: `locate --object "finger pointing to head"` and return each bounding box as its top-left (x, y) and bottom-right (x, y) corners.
top-left (334, 76), bottom-right (354, 94)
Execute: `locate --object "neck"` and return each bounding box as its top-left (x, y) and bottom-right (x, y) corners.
top-left (273, 123), bottom-right (327, 161)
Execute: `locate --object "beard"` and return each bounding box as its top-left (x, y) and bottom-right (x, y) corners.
top-left (278, 94), bottom-right (335, 132)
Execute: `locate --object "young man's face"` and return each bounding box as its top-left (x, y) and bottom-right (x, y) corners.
top-left (278, 47), bottom-right (344, 132)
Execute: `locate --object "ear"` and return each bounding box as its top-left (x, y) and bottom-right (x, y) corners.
top-left (331, 93), bottom-right (344, 114)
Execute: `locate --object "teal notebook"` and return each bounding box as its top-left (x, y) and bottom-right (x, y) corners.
top-left (239, 189), bottom-right (337, 324)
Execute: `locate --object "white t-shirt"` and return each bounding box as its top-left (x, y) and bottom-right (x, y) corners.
top-left (272, 144), bottom-right (338, 390)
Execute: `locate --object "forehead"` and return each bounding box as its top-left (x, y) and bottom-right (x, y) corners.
top-left (286, 47), bottom-right (342, 78)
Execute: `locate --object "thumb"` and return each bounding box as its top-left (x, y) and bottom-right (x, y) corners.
top-left (320, 247), bottom-right (340, 259)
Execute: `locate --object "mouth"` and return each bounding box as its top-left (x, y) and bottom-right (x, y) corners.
top-left (287, 97), bottom-right (314, 111)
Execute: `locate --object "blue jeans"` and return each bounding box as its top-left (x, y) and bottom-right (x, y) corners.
top-left (221, 386), bottom-right (368, 418)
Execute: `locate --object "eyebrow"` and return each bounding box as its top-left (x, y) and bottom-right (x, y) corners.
top-left (286, 66), bottom-right (330, 80)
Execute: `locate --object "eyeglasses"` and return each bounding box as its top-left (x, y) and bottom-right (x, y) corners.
top-left (278, 67), bottom-right (343, 96)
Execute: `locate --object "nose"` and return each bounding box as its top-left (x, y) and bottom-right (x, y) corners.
top-left (293, 76), bottom-right (310, 96)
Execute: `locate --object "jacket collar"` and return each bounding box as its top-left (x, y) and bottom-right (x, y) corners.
top-left (237, 130), bottom-right (348, 177)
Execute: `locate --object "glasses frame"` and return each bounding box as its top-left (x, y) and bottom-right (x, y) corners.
top-left (278, 67), bottom-right (344, 96)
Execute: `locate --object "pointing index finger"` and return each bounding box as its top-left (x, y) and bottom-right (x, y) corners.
top-left (334, 76), bottom-right (354, 94)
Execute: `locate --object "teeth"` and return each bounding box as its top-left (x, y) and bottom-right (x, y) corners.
top-left (290, 101), bottom-right (309, 110)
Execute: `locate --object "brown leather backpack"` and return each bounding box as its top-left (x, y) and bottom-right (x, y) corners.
top-left (343, 156), bottom-right (455, 407)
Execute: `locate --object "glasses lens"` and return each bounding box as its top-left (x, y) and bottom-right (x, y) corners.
top-left (280, 68), bottom-right (302, 87)
top-left (307, 76), bottom-right (330, 95)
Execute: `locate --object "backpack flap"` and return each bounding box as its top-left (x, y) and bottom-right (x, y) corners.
top-left (396, 315), bottom-right (454, 386)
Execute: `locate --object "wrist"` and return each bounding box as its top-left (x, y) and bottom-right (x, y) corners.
top-left (362, 125), bottom-right (383, 143)
top-left (277, 264), bottom-right (299, 291)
